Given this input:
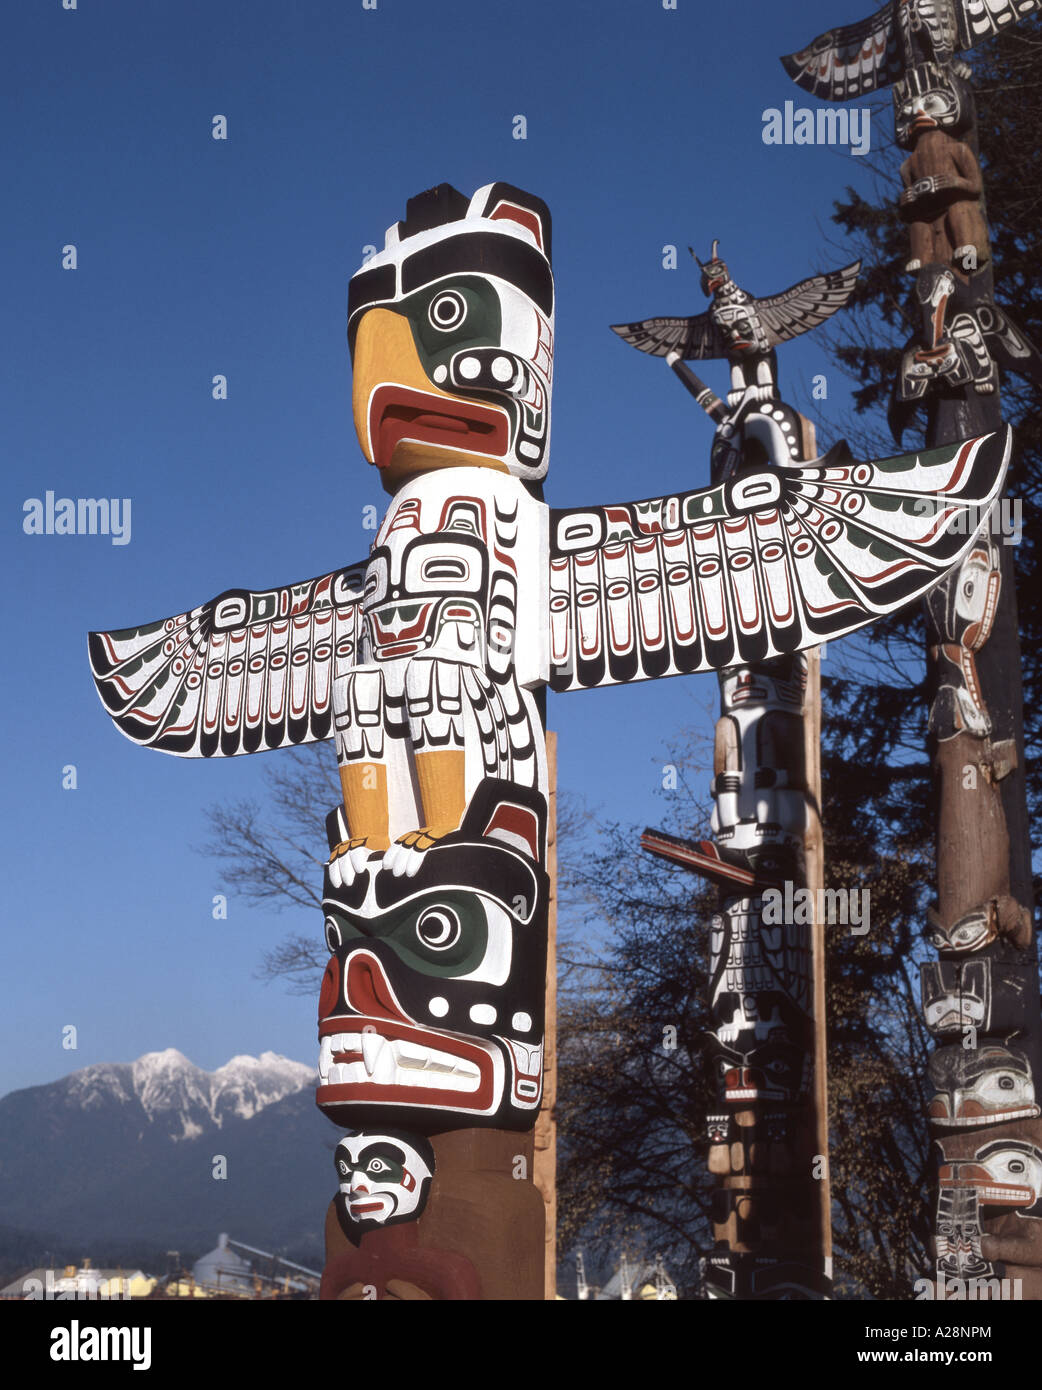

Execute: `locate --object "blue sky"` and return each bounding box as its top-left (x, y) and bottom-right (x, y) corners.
top-left (1, 0), bottom-right (882, 1095)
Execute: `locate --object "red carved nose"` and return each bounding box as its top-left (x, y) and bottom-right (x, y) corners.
top-left (346, 952), bottom-right (409, 1022)
top-left (318, 957), bottom-right (341, 1020)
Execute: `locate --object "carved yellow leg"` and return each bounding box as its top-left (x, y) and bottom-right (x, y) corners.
top-left (413, 748), bottom-right (467, 844)
top-left (338, 762), bottom-right (390, 852)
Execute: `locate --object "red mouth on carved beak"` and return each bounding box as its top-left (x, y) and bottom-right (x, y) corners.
top-left (352, 308), bottom-right (510, 486)
top-left (371, 385), bottom-right (508, 468)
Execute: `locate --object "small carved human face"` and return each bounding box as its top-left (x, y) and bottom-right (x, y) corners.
top-left (925, 905), bottom-right (993, 954)
top-left (333, 1132), bottom-right (435, 1236)
top-left (715, 305), bottom-right (765, 356)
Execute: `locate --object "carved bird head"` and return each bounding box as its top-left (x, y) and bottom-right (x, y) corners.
top-left (348, 183), bottom-right (554, 493)
top-left (691, 239), bottom-right (729, 297)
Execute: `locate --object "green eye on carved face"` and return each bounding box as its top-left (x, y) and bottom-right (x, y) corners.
top-left (416, 906), bottom-right (462, 950)
top-left (323, 890), bottom-right (495, 977)
top-left (428, 290), bottom-right (468, 332)
top-left (408, 278), bottom-right (502, 370)
top-left (393, 892), bottom-right (489, 975)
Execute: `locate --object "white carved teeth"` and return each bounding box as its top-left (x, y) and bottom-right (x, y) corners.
top-left (361, 1031), bottom-right (382, 1078)
top-left (318, 1031), bottom-right (482, 1091)
top-left (396, 1041), bottom-right (431, 1068)
top-left (373, 1040), bottom-right (396, 1085)
top-left (976, 1184), bottom-right (1031, 1203)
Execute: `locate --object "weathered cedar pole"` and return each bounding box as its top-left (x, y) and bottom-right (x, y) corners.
top-left (533, 732), bottom-right (558, 1300)
top-left (639, 409), bottom-right (832, 1298)
top-left (778, 8), bottom-right (1042, 1299)
top-left (908, 83), bottom-right (1042, 1295)
top-left (698, 409), bottom-right (830, 1298)
top-left (321, 752), bottom-right (558, 1302)
top-left (804, 646), bottom-right (832, 1285)
top-left (799, 417), bottom-right (833, 1289)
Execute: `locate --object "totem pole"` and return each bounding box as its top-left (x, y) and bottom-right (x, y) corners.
top-left (783, 0), bottom-right (1042, 1297)
top-left (615, 248), bottom-right (859, 1298)
top-left (90, 181), bottom-right (1011, 1300)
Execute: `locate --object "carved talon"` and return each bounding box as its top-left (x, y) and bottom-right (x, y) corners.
top-left (328, 836), bottom-right (379, 889)
top-left (383, 825), bottom-right (455, 878)
top-left (405, 823), bottom-right (455, 850)
top-left (329, 835), bottom-right (368, 862)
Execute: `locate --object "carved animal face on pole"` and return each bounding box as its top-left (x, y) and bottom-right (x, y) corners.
top-left (938, 1138), bottom-right (1042, 1217)
top-left (317, 779), bottom-right (548, 1133)
top-left (347, 182), bottom-right (554, 490)
top-left (333, 1131), bottom-right (436, 1238)
top-left (924, 525), bottom-right (1001, 739)
top-left (928, 1045), bottom-right (1040, 1128)
top-left (893, 61), bottom-right (973, 147)
top-left (920, 959), bottom-right (1036, 1036)
top-left (694, 240), bottom-right (729, 296)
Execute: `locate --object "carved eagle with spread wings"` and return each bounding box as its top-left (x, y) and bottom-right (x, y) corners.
top-left (610, 246), bottom-right (861, 366)
top-left (90, 427), bottom-right (1012, 753)
top-left (89, 185), bottom-right (1009, 762)
top-left (782, 0), bottom-right (1042, 103)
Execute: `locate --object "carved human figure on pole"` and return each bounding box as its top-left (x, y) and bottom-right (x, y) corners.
top-left (895, 62), bottom-right (986, 274)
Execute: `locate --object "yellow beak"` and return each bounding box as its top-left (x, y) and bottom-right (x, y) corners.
top-left (351, 307), bottom-right (509, 490)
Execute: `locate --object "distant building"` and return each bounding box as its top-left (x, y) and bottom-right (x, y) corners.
top-left (574, 1251), bottom-right (677, 1300)
top-left (191, 1233), bottom-right (255, 1295)
top-left (1, 1259), bottom-right (155, 1300)
top-left (188, 1233), bottom-right (319, 1298)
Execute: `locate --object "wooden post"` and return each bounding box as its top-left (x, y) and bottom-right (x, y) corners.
top-left (533, 732), bottom-right (558, 1300)
top-left (906, 63), bottom-right (1042, 1302)
top-left (640, 411), bottom-right (832, 1299)
top-left (799, 423), bottom-right (833, 1292)
top-left (803, 646), bottom-right (832, 1287)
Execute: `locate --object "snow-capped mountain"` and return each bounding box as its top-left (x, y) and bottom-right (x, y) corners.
top-left (61, 1048), bottom-right (316, 1139)
top-left (0, 1050), bottom-right (332, 1258)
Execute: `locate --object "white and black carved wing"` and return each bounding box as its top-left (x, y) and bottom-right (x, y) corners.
top-left (610, 311), bottom-right (723, 360)
top-left (547, 429), bottom-right (1011, 691)
top-left (978, 302), bottom-right (1042, 384)
top-left (781, 6), bottom-right (904, 101)
top-left (956, 0), bottom-right (1042, 51)
top-left (89, 564), bottom-right (366, 755)
top-left (755, 262), bottom-right (861, 348)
